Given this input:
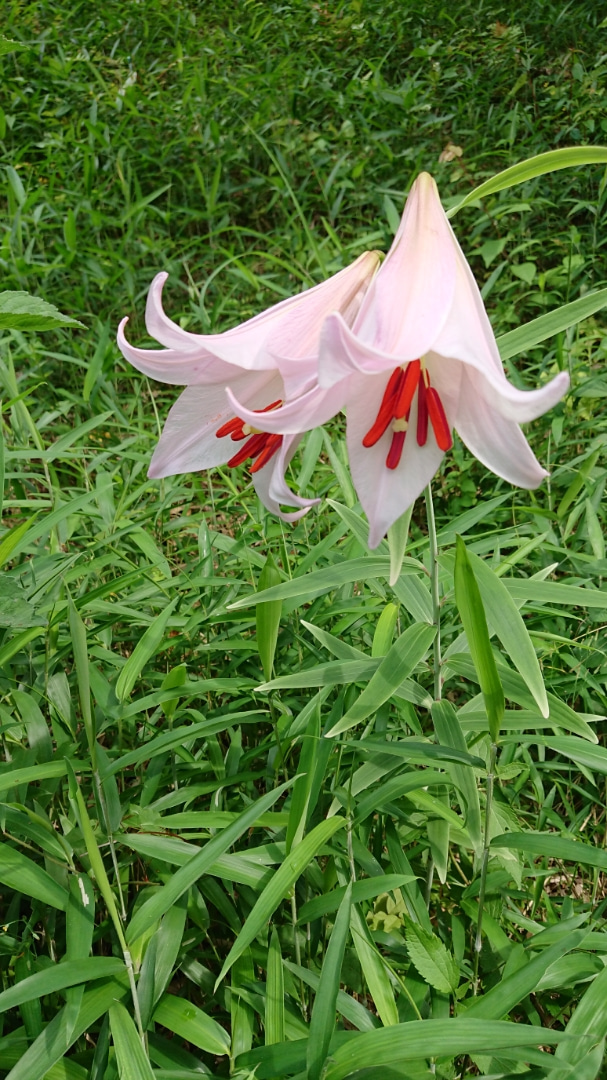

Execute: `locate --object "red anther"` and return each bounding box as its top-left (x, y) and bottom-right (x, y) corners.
top-left (362, 368), bottom-right (404, 447)
top-left (416, 374), bottom-right (428, 446)
top-left (227, 432), bottom-right (267, 468)
top-left (216, 416), bottom-right (244, 439)
top-left (386, 428), bottom-right (407, 470)
top-left (249, 434), bottom-right (283, 473)
top-left (394, 360), bottom-right (421, 419)
top-left (427, 387), bottom-right (452, 451)
top-left (256, 399), bottom-right (282, 413)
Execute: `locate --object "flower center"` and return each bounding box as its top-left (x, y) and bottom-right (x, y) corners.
top-left (216, 400), bottom-right (284, 473)
top-left (362, 360), bottom-right (452, 469)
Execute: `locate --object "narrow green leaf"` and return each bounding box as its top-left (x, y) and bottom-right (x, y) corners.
top-left (265, 928), bottom-right (284, 1045)
top-left (466, 930), bottom-right (586, 1019)
top-left (228, 557), bottom-right (404, 609)
top-left (454, 535), bottom-right (504, 743)
top-left (0, 513), bottom-right (40, 568)
top-left (431, 701), bottom-right (482, 856)
top-left (231, 948), bottom-right (256, 1059)
top-left (466, 550), bottom-right (549, 718)
top-left (557, 447), bottom-right (601, 518)
top-left (126, 778), bottom-right (294, 943)
top-left (285, 699), bottom-right (320, 853)
top-left (215, 816), bottom-right (345, 986)
top-left (0, 841), bottom-right (68, 910)
top-left (153, 994), bottom-right (230, 1056)
top-left (448, 146), bottom-right (607, 217)
top-left (115, 598), bottom-right (179, 701)
top-left (388, 505), bottom-right (413, 586)
top-left (492, 832), bottom-right (607, 871)
top-left (68, 597), bottom-right (95, 752)
top-left (0, 958), bottom-right (123, 1015)
top-left (307, 883), bottom-right (352, 1080)
top-left (4, 974), bottom-right (129, 1080)
top-left (371, 603), bottom-right (399, 658)
top-left (109, 1002), bottom-right (155, 1079)
top-left (256, 553), bottom-right (282, 682)
top-left (496, 288), bottom-right (607, 360)
top-left (553, 963), bottom-right (607, 1079)
top-left (327, 622), bottom-right (436, 736)
top-left (297, 875), bottom-right (414, 925)
top-left (324, 1019), bottom-right (567, 1080)
top-left (350, 903), bottom-right (399, 1027)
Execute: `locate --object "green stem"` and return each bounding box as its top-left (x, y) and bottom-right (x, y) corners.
top-left (474, 741), bottom-right (497, 993)
top-left (424, 485), bottom-right (441, 702)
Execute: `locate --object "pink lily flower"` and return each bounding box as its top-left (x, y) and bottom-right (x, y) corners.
top-left (117, 253), bottom-right (380, 521)
top-left (229, 173), bottom-right (569, 547)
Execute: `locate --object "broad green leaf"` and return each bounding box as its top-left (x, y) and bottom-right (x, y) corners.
top-left (308, 883), bottom-right (352, 1080)
top-left (0, 841), bottom-right (68, 910)
top-left (0, 576), bottom-right (45, 628)
top-left (326, 623), bottom-right (436, 736)
top-left (126, 778), bottom-right (294, 943)
top-left (350, 903), bottom-right (399, 1027)
top-left (496, 288), bottom-right (607, 360)
top-left (0, 37), bottom-right (28, 56)
top-left (109, 1002), bottom-right (155, 1079)
top-left (323, 1018), bottom-right (567, 1080)
top-left (265, 928), bottom-right (284, 1045)
top-left (404, 918), bottom-right (459, 994)
top-left (115, 597), bottom-right (179, 700)
top-left (492, 832), bottom-right (607, 871)
top-left (153, 994), bottom-right (230, 1056)
top-left (0, 290), bottom-right (84, 330)
top-left (215, 816), bottom-right (345, 986)
top-left (466, 550), bottom-right (549, 718)
top-left (256, 553), bottom-right (282, 682)
top-left (448, 146), bottom-right (607, 217)
top-left (454, 536), bottom-right (504, 743)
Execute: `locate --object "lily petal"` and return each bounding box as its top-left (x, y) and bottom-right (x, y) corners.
top-left (345, 374), bottom-right (444, 548)
top-left (252, 434), bottom-right (319, 522)
top-left (225, 380), bottom-right (348, 436)
top-left (148, 371), bottom-right (282, 478)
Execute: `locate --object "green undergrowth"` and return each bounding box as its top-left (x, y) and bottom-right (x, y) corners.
top-left (1, 1), bottom-right (607, 1079)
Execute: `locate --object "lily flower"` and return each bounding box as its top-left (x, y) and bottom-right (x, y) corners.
top-left (117, 253), bottom-right (380, 520)
top-left (228, 173), bottom-right (569, 547)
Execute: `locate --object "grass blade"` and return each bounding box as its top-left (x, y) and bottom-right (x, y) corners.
top-left (307, 883), bottom-right (352, 1080)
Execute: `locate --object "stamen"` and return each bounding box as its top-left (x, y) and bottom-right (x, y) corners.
top-left (362, 368), bottom-right (404, 447)
top-left (427, 387), bottom-right (452, 451)
top-left (386, 419), bottom-right (408, 470)
top-left (216, 416), bottom-right (244, 439)
top-left (227, 432), bottom-right (267, 468)
top-left (249, 434), bottom-right (283, 473)
top-left (416, 374), bottom-right (428, 446)
top-left (394, 360), bottom-right (420, 419)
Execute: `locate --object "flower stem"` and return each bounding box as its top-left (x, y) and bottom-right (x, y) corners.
top-left (473, 741), bottom-right (497, 993)
top-left (424, 484), bottom-right (441, 702)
